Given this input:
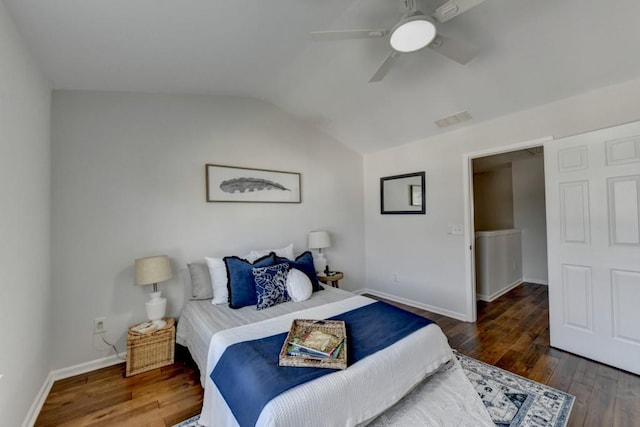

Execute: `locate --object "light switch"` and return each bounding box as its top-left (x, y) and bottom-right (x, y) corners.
top-left (448, 224), bottom-right (464, 235)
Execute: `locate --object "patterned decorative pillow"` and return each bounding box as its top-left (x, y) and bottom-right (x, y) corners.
top-left (224, 253), bottom-right (276, 308)
top-left (252, 263), bottom-right (291, 310)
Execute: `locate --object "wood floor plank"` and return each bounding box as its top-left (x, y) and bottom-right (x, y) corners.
top-left (49, 375), bottom-right (88, 394)
top-left (573, 358), bottom-right (599, 388)
top-left (529, 353), bottom-right (559, 384)
top-left (132, 371), bottom-right (199, 400)
top-left (566, 372), bottom-right (596, 426)
top-left (157, 394), bottom-right (202, 426)
top-left (597, 364), bottom-right (621, 382)
top-left (614, 370), bottom-right (640, 427)
top-left (583, 376), bottom-right (617, 427)
top-left (57, 400), bottom-right (159, 427)
top-left (547, 353), bottom-right (580, 391)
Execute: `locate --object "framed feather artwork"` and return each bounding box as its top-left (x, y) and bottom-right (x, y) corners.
top-left (206, 164), bottom-right (301, 203)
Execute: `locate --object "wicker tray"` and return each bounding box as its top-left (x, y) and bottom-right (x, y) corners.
top-left (279, 319), bottom-right (347, 370)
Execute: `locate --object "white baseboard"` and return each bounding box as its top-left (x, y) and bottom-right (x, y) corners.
top-left (354, 288), bottom-right (469, 322)
top-left (22, 371), bottom-right (54, 427)
top-left (477, 280), bottom-right (523, 302)
top-left (22, 352), bottom-right (126, 427)
top-left (50, 352), bottom-right (126, 382)
top-left (523, 277), bottom-right (548, 285)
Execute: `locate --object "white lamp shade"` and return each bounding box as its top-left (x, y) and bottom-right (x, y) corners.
top-left (308, 231), bottom-right (331, 249)
top-left (134, 255), bottom-right (173, 286)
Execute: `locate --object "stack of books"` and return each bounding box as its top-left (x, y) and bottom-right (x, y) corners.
top-left (287, 329), bottom-right (344, 360)
top-left (278, 319), bottom-right (348, 369)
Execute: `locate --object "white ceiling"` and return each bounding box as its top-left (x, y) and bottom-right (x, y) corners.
top-left (6, 0), bottom-right (640, 153)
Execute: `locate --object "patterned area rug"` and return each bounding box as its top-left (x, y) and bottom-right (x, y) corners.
top-left (173, 353), bottom-right (574, 427)
top-left (456, 353), bottom-right (574, 427)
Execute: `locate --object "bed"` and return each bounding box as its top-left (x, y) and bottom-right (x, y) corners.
top-left (177, 284), bottom-right (493, 426)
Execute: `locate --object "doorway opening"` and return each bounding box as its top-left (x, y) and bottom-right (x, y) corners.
top-left (463, 138), bottom-right (550, 322)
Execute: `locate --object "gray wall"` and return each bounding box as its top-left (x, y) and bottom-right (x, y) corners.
top-left (50, 91), bottom-right (365, 369)
top-left (364, 76), bottom-right (640, 321)
top-left (0, 3), bottom-right (52, 426)
top-left (513, 155), bottom-right (548, 284)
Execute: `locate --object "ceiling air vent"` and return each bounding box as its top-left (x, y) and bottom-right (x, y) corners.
top-left (434, 110), bottom-right (472, 128)
top-left (527, 146), bottom-right (544, 155)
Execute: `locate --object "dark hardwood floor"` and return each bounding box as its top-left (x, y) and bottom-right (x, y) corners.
top-left (35, 283), bottom-right (640, 426)
top-left (382, 284), bottom-right (640, 427)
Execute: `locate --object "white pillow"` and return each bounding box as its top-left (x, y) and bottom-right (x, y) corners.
top-left (205, 257), bottom-right (229, 305)
top-left (286, 268), bottom-right (313, 302)
top-left (247, 243), bottom-right (294, 263)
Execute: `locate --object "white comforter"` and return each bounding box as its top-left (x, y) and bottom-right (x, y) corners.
top-left (199, 296), bottom-right (453, 427)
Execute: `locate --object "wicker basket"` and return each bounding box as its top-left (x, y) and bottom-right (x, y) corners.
top-left (126, 318), bottom-right (175, 377)
top-left (279, 319), bottom-right (347, 370)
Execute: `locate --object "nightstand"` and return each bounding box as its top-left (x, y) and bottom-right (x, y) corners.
top-left (126, 318), bottom-right (175, 377)
top-left (317, 272), bottom-right (344, 288)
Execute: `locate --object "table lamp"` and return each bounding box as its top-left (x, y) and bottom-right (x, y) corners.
top-left (307, 230), bottom-right (331, 274)
top-left (134, 255), bottom-right (173, 328)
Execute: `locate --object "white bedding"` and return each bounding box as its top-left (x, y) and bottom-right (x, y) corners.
top-left (177, 287), bottom-right (493, 426)
top-left (367, 357), bottom-right (494, 427)
top-left (199, 296), bottom-right (453, 427)
top-left (176, 286), bottom-right (354, 385)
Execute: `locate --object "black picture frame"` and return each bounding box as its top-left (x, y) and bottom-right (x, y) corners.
top-left (380, 172), bottom-right (426, 214)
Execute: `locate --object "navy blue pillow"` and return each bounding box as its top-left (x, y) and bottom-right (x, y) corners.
top-left (224, 253), bottom-right (276, 308)
top-left (253, 263), bottom-right (291, 310)
top-left (277, 251), bottom-right (322, 292)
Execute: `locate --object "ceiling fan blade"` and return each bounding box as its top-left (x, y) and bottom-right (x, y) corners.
top-left (432, 0), bottom-right (485, 23)
top-left (428, 34), bottom-right (477, 64)
top-left (369, 51), bottom-right (401, 82)
top-left (310, 29), bottom-right (388, 41)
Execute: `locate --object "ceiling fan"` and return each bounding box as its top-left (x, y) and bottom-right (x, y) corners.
top-left (311, 0), bottom-right (485, 82)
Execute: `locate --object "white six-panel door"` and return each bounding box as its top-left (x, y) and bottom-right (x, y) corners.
top-left (545, 121), bottom-right (640, 375)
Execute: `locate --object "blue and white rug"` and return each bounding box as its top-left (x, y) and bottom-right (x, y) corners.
top-left (173, 354), bottom-right (574, 427)
top-left (456, 353), bottom-right (574, 427)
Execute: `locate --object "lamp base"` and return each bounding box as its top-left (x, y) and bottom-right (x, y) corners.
top-left (146, 291), bottom-right (166, 328)
top-left (313, 253), bottom-right (327, 274)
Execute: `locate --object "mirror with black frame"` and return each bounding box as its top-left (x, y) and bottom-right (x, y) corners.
top-left (380, 172), bottom-right (426, 214)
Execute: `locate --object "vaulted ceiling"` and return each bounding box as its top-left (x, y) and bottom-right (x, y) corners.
top-left (6, 0), bottom-right (640, 153)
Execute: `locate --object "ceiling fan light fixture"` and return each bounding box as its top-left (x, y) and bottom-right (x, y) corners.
top-left (389, 14), bottom-right (437, 53)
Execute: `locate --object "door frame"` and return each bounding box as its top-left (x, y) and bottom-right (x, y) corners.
top-left (462, 136), bottom-right (552, 322)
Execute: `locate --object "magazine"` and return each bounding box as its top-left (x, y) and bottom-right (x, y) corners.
top-left (287, 340), bottom-right (344, 359)
top-left (289, 329), bottom-right (343, 357)
top-left (279, 319), bottom-right (348, 369)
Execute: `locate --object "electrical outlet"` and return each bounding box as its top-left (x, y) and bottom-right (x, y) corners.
top-left (93, 317), bottom-right (106, 334)
top-left (393, 273), bottom-right (400, 283)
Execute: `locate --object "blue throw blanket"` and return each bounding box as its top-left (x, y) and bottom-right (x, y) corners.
top-left (211, 301), bottom-right (433, 426)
